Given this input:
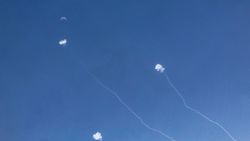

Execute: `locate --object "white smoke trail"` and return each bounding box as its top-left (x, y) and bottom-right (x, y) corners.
top-left (164, 73), bottom-right (237, 141)
top-left (87, 72), bottom-right (176, 141)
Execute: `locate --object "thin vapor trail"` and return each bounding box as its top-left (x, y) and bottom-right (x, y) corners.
top-left (88, 72), bottom-right (176, 141)
top-left (164, 73), bottom-right (237, 141)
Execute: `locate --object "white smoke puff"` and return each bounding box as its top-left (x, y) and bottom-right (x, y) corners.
top-left (58, 39), bottom-right (67, 46)
top-left (92, 132), bottom-right (102, 141)
top-left (155, 64), bottom-right (165, 73)
top-left (60, 16), bottom-right (67, 21)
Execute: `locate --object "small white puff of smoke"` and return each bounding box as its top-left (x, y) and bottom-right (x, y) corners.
top-left (155, 64), bottom-right (165, 73)
top-left (92, 132), bottom-right (102, 141)
top-left (60, 16), bottom-right (67, 21)
top-left (58, 39), bottom-right (67, 46)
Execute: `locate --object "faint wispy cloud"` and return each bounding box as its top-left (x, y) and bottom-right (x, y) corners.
top-left (60, 16), bottom-right (67, 21)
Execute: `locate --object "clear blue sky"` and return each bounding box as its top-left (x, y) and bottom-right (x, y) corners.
top-left (1, 0), bottom-right (250, 141)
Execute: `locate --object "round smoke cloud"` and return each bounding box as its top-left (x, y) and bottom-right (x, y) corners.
top-left (92, 132), bottom-right (102, 141)
top-left (155, 64), bottom-right (165, 73)
top-left (58, 39), bottom-right (67, 46)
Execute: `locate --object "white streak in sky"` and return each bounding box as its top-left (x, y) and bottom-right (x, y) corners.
top-left (163, 73), bottom-right (237, 141)
top-left (88, 72), bottom-right (176, 141)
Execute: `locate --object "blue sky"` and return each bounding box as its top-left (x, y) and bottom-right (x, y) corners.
top-left (1, 0), bottom-right (250, 141)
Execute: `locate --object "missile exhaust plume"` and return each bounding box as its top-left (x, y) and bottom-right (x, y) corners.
top-left (163, 73), bottom-right (237, 141)
top-left (88, 71), bottom-right (176, 141)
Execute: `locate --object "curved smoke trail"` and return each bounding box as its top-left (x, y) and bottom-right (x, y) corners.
top-left (87, 72), bottom-right (176, 141)
top-left (164, 73), bottom-right (237, 141)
